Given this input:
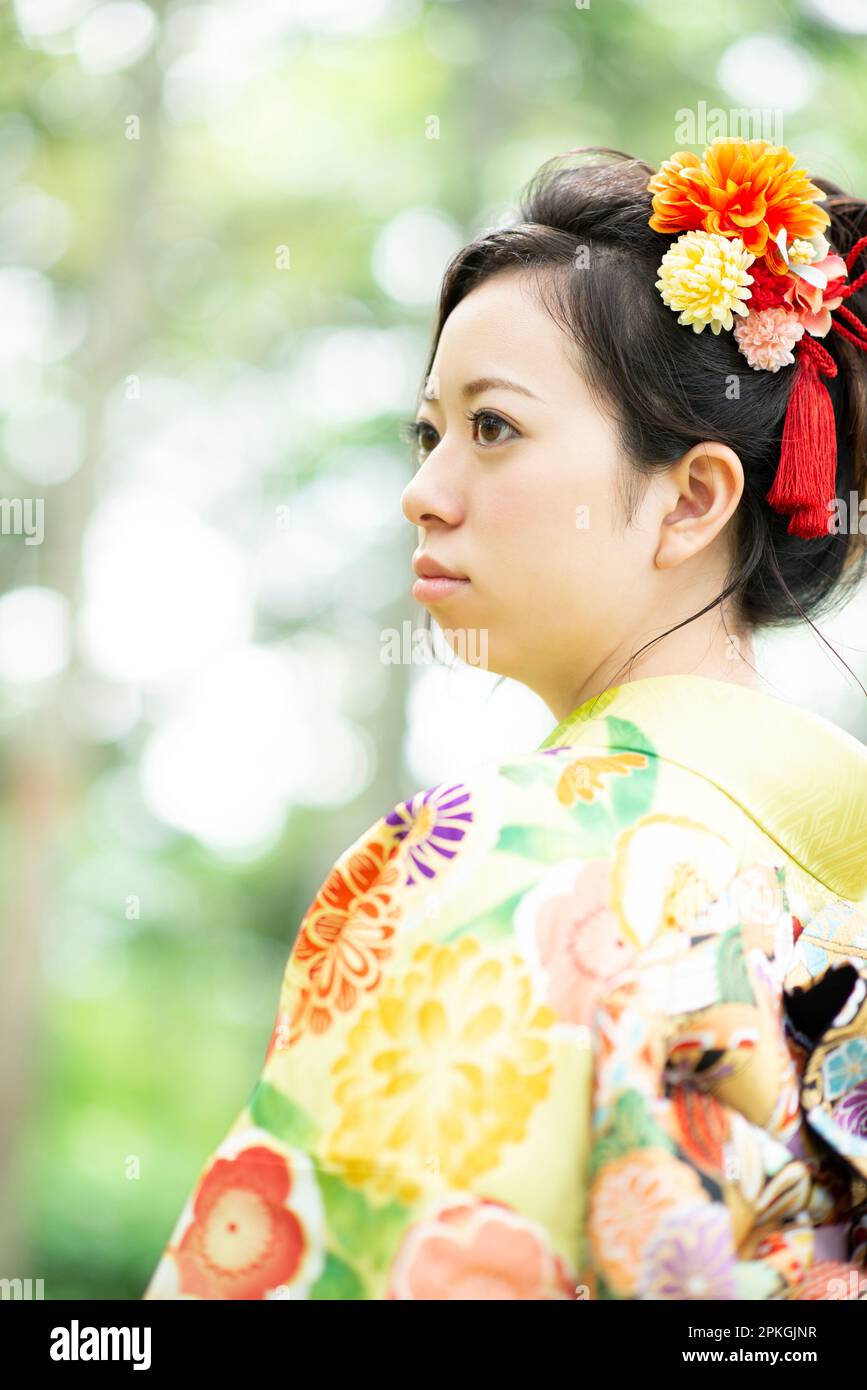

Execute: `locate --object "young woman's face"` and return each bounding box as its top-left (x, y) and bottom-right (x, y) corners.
top-left (401, 269), bottom-right (670, 703)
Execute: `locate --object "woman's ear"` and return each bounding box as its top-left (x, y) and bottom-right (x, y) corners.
top-left (654, 441), bottom-right (745, 570)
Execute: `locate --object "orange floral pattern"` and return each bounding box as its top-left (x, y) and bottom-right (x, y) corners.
top-left (387, 1197), bottom-right (577, 1300)
top-left (588, 1148), bottom-right (709, 1297)
top-left (555, 751), bottom-right (648, 806)
top-left (648, 139), bottom-right (830, 273)
top-left (268, 832), bottom-right (404, 1050)
top-left (147, 1128), bottom-right (326, 1300)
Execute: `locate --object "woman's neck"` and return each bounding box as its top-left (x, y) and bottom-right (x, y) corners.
top-left (540, 609), bottom-right (762, 723)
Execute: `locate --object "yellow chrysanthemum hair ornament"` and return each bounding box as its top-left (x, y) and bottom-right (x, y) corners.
top-left (648, 138), bottom-right (867, 538)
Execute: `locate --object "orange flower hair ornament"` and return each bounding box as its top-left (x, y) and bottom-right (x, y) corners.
top-left (648, 138), bottom-right (867, 539)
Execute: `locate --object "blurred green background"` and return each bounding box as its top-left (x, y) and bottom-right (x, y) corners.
top-left (1, 0), bottom-right (866, 1299)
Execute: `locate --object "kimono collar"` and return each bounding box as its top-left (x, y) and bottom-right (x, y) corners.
top-left (538, 673), bottom-right (867, 904)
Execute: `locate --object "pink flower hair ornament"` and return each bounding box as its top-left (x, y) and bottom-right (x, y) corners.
top-left (647, 138), bottom-right (867, 539)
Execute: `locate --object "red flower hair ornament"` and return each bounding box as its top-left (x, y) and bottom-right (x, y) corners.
top-left (647, 138), bottom-right (867, 539)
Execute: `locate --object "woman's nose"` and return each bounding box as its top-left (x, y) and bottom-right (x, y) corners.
top-left (401, 462), bottom-right (464, 528)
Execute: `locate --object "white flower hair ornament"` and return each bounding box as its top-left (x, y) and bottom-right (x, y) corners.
top-left (648, 138), bottom-right (867, 539)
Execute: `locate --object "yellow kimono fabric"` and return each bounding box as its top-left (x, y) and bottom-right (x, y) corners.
top-left (143, 673), bottom-right (867, 1301)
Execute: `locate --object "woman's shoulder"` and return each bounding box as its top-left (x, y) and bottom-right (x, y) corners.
top-left (304, 729), bottom-right (860, 967)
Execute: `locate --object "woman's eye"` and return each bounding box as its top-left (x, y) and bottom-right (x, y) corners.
top-left (416, 422), bottom-right (439, 454)
top-left (399, 419), bottom-right (439, 461)
top-left (469, 410), bottom-right (518, 446)
top-left (399, 409), bottom-right (518, 463)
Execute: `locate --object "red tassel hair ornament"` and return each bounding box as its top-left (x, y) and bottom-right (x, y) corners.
top-left (767, 234), bottom-right (867, 539)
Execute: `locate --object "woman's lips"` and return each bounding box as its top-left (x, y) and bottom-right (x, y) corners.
top-left (411, 575), bottom-right (471, 603)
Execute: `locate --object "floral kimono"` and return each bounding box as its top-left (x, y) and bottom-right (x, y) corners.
top-left (143, 672), bottom-right (867, 1301)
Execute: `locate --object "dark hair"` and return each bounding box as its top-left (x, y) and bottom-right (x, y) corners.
top-left (415, 147), bottom-right (867, 690)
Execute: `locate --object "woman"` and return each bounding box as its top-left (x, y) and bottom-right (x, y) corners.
top-left (144, 141), bottom-right (867, 1301)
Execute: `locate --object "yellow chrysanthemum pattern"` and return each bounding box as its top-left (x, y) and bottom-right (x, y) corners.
top-left (322, 935), bottom-right (558, 1205)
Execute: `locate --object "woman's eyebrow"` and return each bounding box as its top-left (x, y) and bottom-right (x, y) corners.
top-left (461, 376), bottom-right (542, 401)
top-left (417, 376), bottom-right (544, 413)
